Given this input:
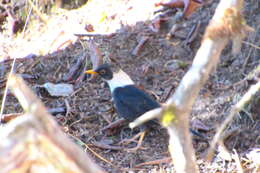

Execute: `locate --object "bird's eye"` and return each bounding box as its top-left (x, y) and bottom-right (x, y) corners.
top-left (99, 69), bottom-right (106, 75)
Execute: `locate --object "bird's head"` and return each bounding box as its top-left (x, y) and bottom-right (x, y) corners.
top-left (85, 64), bottom-right (113, 80)
top-left (85, 63), bottom-right (134, 92)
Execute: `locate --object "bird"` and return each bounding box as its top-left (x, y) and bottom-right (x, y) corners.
top-left (86, 63), bottom-right (206, 150)
top-left (86, 64), bottom-right (160, 122)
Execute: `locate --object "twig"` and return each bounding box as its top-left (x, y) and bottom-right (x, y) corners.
top-left (101, 118), bottom-right (126, 131)
top-left (218, 77), bottom-right (247, 90)
top-left (69, 118), bottom-right (82, 128)
top-left (0, 59), bottom-right (16, 124)
top-left (131, 36), bottom-right (149, 56)
top-left (129, 108), bottom-right (162, 129)
top-left (92, 141), bottom-right (125, 151)
top-left (134, 157), bottom-right (172, 168)
top-left (63, 54), bottom-right (86, 82)
top-left (186, 21), bottom-right (201, 44)
top-left (75, 33), bottom-right (105, 37)
top-left (68, 134), bottom-right (116, 168)
top-left (75, 33), bottom-right (116, 38)
top-left (85, 144), bottom-right (115, 167)
top-left (242, 48), bottom-right (253, 73)
top-left (207, 81), bottom-right (260, 161)
top-left (64, 99), bottom-right (71, 117)
top-left (56, 39), bottom-right (73, 51)
top-left (167, 23), bottom-right (182, 38)
top-left (22, 0), bottom-right (34, 38)
top-left (242, 41), bottom-right (260, 50)
top-left (218, 64), bottom-right (260, 90)
top-left (27, 0), bottom-right (48, 23)
top-left (161, 85), bottom-right (176, 103)
top-left (100, 111), bottom-right (112, 124)
top-left (221, 127), bottom-right (240, 142)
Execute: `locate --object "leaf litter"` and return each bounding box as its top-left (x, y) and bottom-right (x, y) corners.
top-left (0, 0), bottom-right (259, 172)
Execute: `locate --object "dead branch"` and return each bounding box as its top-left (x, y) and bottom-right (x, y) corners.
top-left (63, 53), bottom-right (86, 82)
top-left (129, 108), bottom-right (162, 128)
top-left (0, 113), bottom-right (23, 123)
top-left (186, 21), bottom-right (201, 44)
top-left (131, 36), bottom-right (149, 56)
top-left (134, 157), bottom-right (172, 168)
top-left (0, 74), bottom-right (105, 173)
top-left (92, 141), bottom-right (125, 151)
top-left (101, 118), bottom-right (126, 132)
top-left (130, 0), bottom-right (253, 172)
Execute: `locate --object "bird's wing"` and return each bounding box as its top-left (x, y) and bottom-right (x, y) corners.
top-left (112, 85), bottom-right (160, 121)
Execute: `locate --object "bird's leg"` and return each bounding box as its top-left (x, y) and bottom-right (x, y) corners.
top-left (118, 125), bottom-right (148, 152)
top-left (125, 130), bottom-right (146, 152)
top-left (119, 130), bottom-right (145, 145)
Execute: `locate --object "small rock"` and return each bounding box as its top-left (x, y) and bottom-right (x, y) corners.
top-left (164, 59), bottom-right (187, 71)
top-left (42, 83), bottom-right (74, 97)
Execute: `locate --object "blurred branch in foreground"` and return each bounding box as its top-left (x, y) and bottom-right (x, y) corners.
top-left (130, 0), bottom-right (253, 172)
top-left (0, 74), bottom-right (105, 173)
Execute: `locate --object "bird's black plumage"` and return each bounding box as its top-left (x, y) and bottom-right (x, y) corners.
top-left (112, 85), bottom-right (160, 121)
top-left (85, 64), bottom-right (207, 140)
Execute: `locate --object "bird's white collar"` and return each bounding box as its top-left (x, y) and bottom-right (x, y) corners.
top-left (106, 69), bottom-right (134, 92)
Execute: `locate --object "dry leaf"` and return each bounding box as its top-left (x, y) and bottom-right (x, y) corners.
top-left (156, 0), bottom-right (203, 18)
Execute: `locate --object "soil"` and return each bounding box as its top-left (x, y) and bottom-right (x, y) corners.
top-left (0, 0), bottom-right (259, 172)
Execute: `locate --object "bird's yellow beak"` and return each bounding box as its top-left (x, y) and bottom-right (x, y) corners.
top-left (85, 69), bottom-right (98, 74)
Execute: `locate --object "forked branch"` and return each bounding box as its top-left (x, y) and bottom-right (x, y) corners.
top-left (130, 0), bottom-right (252, 172)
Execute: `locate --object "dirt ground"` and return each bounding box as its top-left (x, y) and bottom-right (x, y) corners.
top-left (0, 0), bottom-right (259, 172)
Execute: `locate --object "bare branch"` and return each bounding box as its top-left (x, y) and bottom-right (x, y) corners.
top-left (129, 107), bottom-right (162, 129)
top-left (207, 81), bottom-right (260, 161)
top-left (131, 0), bottom-right (252, 172)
